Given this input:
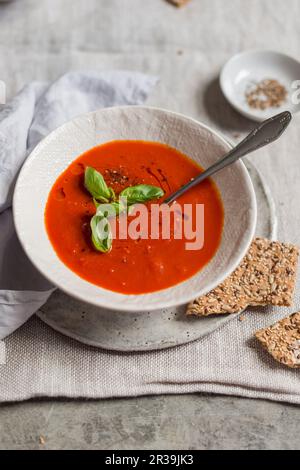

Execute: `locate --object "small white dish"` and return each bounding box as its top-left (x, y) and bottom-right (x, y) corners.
top-left (13, 106), bottom-right (257, 312)
top-left (220, 50), bottom-right (300, 122)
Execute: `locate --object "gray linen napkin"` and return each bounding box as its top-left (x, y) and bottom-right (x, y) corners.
top-left (0, 71), bottom-right (157, 339)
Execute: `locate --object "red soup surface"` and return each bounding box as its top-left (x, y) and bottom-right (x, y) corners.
top-left (45, 141), bottom-right (224, 294)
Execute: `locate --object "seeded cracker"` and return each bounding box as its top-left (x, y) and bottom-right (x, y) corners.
top-left (187, 238), bottom-right (299, 317)
top-left (255, 312), bottom-right (300, 369)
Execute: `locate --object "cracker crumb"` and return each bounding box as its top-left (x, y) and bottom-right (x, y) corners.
top-left (39, 435), bottom-right (46, 446)
top-left (239, 314), bottom-right (246, 322)
top-left (255, 312), bottom-right (300, 368)
top-left (167, 0), bottom-right (191, 7)
top-left (187, 238), bottom-right (299, 317)
top-left (232, 133), bottom-right (241, 139)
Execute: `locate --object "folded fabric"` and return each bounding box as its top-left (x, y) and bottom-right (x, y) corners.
top-left (0, 71), bottom-right (157, 339)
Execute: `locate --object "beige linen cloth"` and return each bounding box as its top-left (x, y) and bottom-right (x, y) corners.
top-left (1, 73), bottom-right (300, 404)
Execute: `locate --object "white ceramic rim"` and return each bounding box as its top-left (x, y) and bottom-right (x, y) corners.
top-left (220, 49), bottom-right (300, 122)
top-left (13, 106), bottom-right (257, 312)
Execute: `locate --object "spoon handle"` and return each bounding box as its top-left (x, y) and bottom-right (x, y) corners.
top-left (165, 111), bottom-right (292, 204)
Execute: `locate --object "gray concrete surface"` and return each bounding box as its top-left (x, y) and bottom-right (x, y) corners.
top-left (1, 395), bottom-right (300, 450)
top-left (0, 0), bottom-right (300, 450)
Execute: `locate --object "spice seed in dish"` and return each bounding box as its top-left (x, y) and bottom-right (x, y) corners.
top-left (187, 238), bottom-right (299, 317)
top-left (245, 79), bottom-right (287, 110)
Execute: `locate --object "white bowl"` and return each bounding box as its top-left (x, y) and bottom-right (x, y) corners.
top-left (220, 50), bottom-right (300, 122)
top-left (13, 106), bottom-right (257, 312)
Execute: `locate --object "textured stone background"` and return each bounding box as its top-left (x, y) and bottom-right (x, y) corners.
top-left (0, 0), bottom-right (300, 450)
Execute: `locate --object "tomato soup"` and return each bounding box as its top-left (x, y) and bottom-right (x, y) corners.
top-left (45, 141), bottom-right (224, 294)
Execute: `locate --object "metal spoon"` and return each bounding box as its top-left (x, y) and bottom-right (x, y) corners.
top-left (164, 111), bottom-right (292, 204)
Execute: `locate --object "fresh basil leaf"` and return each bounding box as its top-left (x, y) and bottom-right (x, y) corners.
top-left (108, 187), bottom-right (116, 201)
top-left (90, 214), bottom-right (112, 253)
top-left (120, 185), bottom-right (164, 205)
top-left (96, 201), bottom-right (125, 218)
top-left (93, 197), bottom-right (100, 209)
top-left (84, 167), bottom-right (111, 202)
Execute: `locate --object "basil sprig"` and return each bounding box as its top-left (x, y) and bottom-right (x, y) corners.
top-left (120, 184), bottom-right (164, 205)
top-left (95, 201), bottom-right (125, 218)
top-left (84, 167), bottom-right (165, 253)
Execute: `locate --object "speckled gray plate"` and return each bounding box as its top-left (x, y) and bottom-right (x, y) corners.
top-left (37, 160), bottom-right (277, 351)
